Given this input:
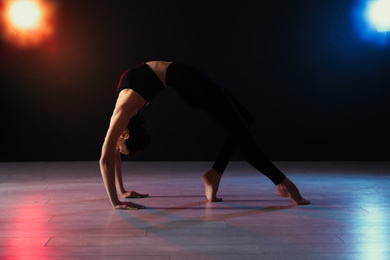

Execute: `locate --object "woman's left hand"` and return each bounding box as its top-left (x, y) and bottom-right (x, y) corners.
top-left (121, 191), bottom-right (149, 198)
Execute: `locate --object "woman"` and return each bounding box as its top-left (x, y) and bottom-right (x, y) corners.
top-left (100, 61), bottom-right (310, 210)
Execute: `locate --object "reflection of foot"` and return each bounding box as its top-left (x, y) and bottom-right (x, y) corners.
top-left (121, 191), bottom-right (149, 199)
top-left (276, 178), bottom-right (311, 205)
top-left (114, 201), bottom-right (146, 210)
top-left (202, 169), bottom-right (223, 202)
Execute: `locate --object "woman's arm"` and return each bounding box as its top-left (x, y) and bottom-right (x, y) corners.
top-left (114, 151), bottom-right (149, 199)
top-left (114, 149), bottom-right (126, 195)
top-left (99, 89), bottom-right (146, 209)
top-left (99, 105), bottom-right (132, 208)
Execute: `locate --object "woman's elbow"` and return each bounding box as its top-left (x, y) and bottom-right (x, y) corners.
top-left (99, 156), bottom-right (112, 169)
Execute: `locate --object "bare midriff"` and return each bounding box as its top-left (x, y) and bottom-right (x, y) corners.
top-left (145, 61), bottom-right (173, 87)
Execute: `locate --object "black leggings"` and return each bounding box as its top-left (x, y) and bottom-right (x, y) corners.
top-left (166, 63), bottom-right (286, 185)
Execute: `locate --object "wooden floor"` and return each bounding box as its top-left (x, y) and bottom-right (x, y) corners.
top-left (0, 161), bottom-right (389, 260)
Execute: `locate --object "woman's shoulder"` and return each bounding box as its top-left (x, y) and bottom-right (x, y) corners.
top-left (116, 89), bottom-right (147, 111)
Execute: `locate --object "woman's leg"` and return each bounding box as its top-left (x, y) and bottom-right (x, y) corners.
top-left (201, 86), bottom-right (286, 185)
top-left (211, 93), bottom-right (253, 174)
top-left (201, 83), bottom-right (309, 205)
top-left (203, 93), bottom-right (253, 201)
top-left (167, 63), bottom-right (309, 204)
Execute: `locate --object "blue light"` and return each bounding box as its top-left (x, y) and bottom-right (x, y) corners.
top-left (352, 0), bottom-right (390, 46)
top-left (367, 0), bottom-right (390, 32)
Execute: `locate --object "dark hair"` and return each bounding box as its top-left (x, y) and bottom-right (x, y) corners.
top-left (124, 115), bottom-right (150, 156)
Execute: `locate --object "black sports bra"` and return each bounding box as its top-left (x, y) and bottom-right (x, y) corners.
top-left (116, 63), bottom-right (166, 102)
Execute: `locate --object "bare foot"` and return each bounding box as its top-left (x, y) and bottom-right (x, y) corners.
top-left (202, 169), bottom-right (223, 202)
top-left (121, 191), bottom-right (149, 199)
top-left (276, 178), bottom-right (311, 205)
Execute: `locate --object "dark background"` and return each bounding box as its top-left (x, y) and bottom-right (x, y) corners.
top-left (1, 0), bottom-right (389, 162)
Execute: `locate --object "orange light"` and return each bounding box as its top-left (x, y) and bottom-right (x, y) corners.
top-left (9, 0), bottom-right (41, 29)
top-left (1, 0), bottom-right (56, 48)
